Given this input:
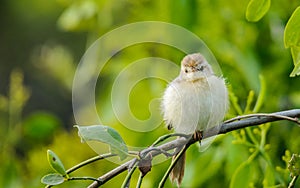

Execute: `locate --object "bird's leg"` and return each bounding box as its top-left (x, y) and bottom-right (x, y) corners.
top-left (167, 123), bottom-right (173, 130)
top-left (193, 130), bottom-right (203, 144)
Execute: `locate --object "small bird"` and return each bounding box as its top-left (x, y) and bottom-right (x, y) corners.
top-left (161, 53), bottom-right (229, 187)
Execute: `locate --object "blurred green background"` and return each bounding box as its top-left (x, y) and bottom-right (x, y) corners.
top-left (1, 0), bottom-right (300, 187)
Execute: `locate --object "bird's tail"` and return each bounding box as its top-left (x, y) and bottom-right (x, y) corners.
top-left (170, 152), bottom-right (186, 187)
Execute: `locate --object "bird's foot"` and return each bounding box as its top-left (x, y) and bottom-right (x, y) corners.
top-left (193, 130), bottom-right (203, 142)
top-left (167, 124), bottom-right (173, 130)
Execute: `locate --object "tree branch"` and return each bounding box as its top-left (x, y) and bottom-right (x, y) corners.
top-left (88, 109), bottom-right (300, 188)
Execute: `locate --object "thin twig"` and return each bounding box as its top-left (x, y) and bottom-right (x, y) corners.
top-left (204, 109), bottom-right (300, 138)
top-left (67, 153), bottom-right (117, 174)
top-left (87, 137), bottom-right (190, 188)
top-left (224, 113), bottom-right (300, 125)
top-left (87, 160), bottom-right (134, 188)
top-left (88, 109), bottom-right (300, 188)
top-left (136, 173), bottom-right (143, 188)
top-left (141, 147), bottom-right (174, 158)
top-left (121, 162), bottom-right (138, 188)
top-left (45, 153), bottom-right (117, 188)
top-left (128, 151), bottom-right (140, 156)
top-left (67, 177), bottom-right (103, 183)
top-left (288, 175), bottom-right (299, 188)
top-left (158, 143), bottom-right (189, 188)
top-left (151, 133), bottom-right (191, 147)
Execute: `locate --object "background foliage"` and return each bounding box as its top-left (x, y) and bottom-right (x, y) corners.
top-left (0, 0), bottom-right (300, 187)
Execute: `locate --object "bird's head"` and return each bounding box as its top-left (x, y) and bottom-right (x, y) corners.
top-left (180, 53), bottom-right (214, 81)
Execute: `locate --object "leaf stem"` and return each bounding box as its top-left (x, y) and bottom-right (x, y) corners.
top-left (245, 127), bottom-right (259, 146)
top-left (151, 133), bottom-right (190, 147)
top-left (224, 113), bottom-right (300, 125)
top-left (136, 173), bottom-right (143, 188)
top-left (244, 90), bottom-right (255, 114)
top-left (68, 177), bottom-right (103, 183)
top-left (67, 153), bottom-right (117, 174)
top-left (158, 144), bottom-right (188, 188)
top-left (253, 75), bottom-right (266, 113)
top-left (230, 150), bottom-right (259, 188)
top-left (121, 162), bottom-right (138, 188)
top-left (288, 175), bottom-right (299, 188)
top-left (45, 153), bottom-right (117, 188)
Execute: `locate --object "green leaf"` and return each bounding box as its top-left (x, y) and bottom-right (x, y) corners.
top-left (47, 150), bottom-right (67, 176)
top-left (246, 0), bottom-right (271, 22)
top-left (290, 46), bottom-right (300, 77)
top-left (284, 7), bottom-right (300, 77)
top-left (75, 125), bottom-right (128, 160)
top-left (284, 7), bottom-right (300, 48)
top-left (41, 173), bottom-right (65, 185)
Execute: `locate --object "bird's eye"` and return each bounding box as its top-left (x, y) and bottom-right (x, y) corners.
top-left (198, 66), bottom-right (204, 71)
top-left (185, 69), bottom-right (188, 73)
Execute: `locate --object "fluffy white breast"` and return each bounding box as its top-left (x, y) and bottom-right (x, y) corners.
top-left (162, 75), bottom-right (228, 134)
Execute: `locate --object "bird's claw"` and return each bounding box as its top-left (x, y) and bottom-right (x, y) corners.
top-left (193, 130), bottom-right (203, 141)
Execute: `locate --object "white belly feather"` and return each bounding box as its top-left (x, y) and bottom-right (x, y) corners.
top-left (162, 76), bottom-right (228, 134)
